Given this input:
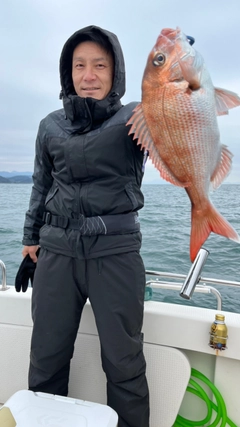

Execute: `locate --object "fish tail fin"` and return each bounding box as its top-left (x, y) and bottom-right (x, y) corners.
top-left (190, 201), bottom-right (240, 262)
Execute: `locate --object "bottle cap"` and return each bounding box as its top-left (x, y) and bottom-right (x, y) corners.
top-left (215, 314), bottom-right (225, 321)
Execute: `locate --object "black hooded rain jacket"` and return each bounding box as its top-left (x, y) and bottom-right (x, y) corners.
top-left (23, 26), bottom-right (144, 259)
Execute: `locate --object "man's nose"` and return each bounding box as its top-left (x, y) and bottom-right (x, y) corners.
top-left (83, 66), bottom-right (96, 80)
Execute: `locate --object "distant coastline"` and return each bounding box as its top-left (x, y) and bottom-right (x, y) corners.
top-left (0, 171), bottom-right (239, 185)
top-left (0, 175), bottom-right (32, 184)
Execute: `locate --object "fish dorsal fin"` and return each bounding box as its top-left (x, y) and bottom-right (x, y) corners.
top-left (127, 104), bottom-right (190, 187)
top-left (210, 145), bottom-right (233, 189)
top-left (215, 87), bottom-right (240, 116)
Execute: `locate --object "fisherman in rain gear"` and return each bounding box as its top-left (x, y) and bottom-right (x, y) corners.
top-left (20, 25), bottom-right (150, 427)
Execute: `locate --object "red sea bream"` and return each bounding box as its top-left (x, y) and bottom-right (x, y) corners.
top-left (127, 27), bottom-right (240, 261)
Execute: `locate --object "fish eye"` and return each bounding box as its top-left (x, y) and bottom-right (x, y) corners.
top-left (152, 53), bottom-right (165, 67)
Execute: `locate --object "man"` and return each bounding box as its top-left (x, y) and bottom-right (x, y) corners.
top-left (22, 25), bottom-right (149, 427)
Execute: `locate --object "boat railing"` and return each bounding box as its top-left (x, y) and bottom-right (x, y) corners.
top-left (145, 270), bottom-right (240, 311)
top-left (1, 255), bottom-right (240, 311)
top-left (0, 260), bottom-right (10, 291)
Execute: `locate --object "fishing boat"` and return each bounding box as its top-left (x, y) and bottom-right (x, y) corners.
top-left (0, 248), bottom-right (239, 427)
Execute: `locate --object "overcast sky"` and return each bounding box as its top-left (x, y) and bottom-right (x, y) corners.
top-left (1, 0), bottom-right (240, 184)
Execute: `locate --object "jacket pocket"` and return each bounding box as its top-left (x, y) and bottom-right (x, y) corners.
top-left (64, 135), bottom-right (88, 183)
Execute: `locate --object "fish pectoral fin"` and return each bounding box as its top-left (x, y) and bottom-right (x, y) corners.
top-left (214, 87), bottom-right (240, 116)
top-left (127, 103), bottom-right (190, 187)
top-left (127, 103), bottom-right (148, 143)
top-left (210, 145), bottom-right (233, 190)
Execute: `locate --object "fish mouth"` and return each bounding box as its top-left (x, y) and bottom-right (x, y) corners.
top-left (160, 27), bottom-right (191, 55)
top-left (161, 28), bottom-right (180, 41)
top-left (156, 28), bottom-right (180, 51)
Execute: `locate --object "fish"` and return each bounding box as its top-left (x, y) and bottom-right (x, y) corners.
top-left (127, 27), bottom-right (240, 262)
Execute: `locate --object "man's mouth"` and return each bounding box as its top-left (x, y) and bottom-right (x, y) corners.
top-left (82, 87), bottom-right (99, 91)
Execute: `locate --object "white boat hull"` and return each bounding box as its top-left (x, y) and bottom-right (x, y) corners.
top-left (0, 287), bottom-right (239, 426)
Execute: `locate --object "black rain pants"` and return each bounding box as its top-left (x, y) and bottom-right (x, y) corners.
top-left (28, 248), bottom-right (149, 427)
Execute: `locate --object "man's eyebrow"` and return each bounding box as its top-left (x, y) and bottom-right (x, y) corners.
top-left (73, 56), bottom-right (109, 62)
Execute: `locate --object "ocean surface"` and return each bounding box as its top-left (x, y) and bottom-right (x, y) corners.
top-left (0, 183), bottom-right (239, 313)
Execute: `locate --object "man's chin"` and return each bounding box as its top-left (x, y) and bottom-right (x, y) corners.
top-left (80, 90), bottom-right (101, 99)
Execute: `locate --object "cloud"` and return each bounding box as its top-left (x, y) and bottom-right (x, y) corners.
top-left (1, 0), bottom-right (240, 180)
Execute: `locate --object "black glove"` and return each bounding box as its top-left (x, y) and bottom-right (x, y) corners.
top-left (15, 248), bottom-right (40, 292)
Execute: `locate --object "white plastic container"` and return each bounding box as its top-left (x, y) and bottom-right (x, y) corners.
top-left (2, 390), bottom-right (118, 427)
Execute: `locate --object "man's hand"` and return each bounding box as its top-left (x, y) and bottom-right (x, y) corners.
top-left (22, 245), bottom-right (40, 263)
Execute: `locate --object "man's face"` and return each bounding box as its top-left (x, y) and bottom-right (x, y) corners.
top-left (72, 41), bottom-right (114, 100)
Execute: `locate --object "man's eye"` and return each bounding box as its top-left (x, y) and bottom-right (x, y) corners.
top-left (76, 64), bottom-right (83, 68)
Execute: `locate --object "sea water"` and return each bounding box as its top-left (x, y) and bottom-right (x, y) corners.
top-left (0, 183), bottom-right (239, 312)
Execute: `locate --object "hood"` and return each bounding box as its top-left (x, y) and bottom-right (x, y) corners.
top-left (59, 25), bottom-right (126, 131)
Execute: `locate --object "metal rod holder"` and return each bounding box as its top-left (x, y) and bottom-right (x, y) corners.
top-left (180, 248), bottom-right (209, 300)
top-left (0, 260), bottom-right (10, 291)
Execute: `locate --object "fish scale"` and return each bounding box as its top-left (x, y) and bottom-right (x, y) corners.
top-left (127, 27), bottom-right (240, 261)
top-left (144, 89), bottom-right (215, 187)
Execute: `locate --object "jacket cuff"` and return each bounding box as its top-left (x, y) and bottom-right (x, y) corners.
top-left (22, 238), bottom-right (39, 246)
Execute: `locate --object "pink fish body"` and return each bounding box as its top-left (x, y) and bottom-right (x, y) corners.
top-left (127, 27), bottom-right (240, 261)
